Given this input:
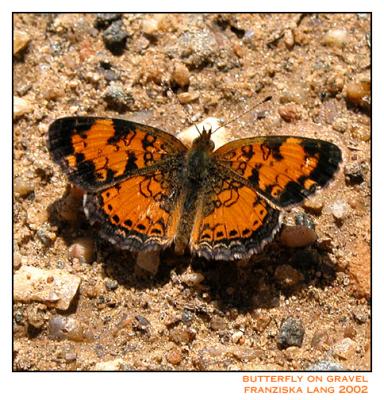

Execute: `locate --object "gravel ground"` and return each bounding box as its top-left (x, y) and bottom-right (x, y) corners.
top-left (13, 13), bottom-right (370, 371)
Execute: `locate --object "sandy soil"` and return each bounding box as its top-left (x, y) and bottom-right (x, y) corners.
top-left (13, 13), bottom-right (371, 371)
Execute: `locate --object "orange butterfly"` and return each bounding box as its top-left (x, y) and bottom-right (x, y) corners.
top-left (48, 117), bottom-right (342, 260)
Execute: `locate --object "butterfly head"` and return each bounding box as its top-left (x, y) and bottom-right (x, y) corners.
top-left (192, 125), bottom-right (215, 153)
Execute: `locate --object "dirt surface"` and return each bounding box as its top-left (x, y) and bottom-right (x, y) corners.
top-left (13, 13), bottom-right (371, 371)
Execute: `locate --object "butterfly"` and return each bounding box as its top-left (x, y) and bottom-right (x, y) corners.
top-left (48, 117), bottom-right (342, 260)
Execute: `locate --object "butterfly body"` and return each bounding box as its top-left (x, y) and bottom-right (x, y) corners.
top-left (48, 117), bottom-right (342, 260)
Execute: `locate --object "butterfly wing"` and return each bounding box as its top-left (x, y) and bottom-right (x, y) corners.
top-left (214, 136), bottom-right (342, 208)
top-left (190, 169), bottom-right (281, 260)
top-left (48, 117), bottom-right (187, 192)
top-left (84, 166), bottom-right (183, 251)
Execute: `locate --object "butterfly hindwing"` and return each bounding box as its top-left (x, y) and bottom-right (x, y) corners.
top-left (84, 167), bottom-right (184, 251)
top-left (190, 169), bottom-right (281, 260)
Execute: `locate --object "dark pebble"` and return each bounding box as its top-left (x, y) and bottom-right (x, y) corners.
top-left (102, 20), bottom-right (129, 55)
top-left (344, 162), bottom-right (365, 185)
top-left (134, 315), bottom-right (150, 331)
top-left (94, 13), bottom-right (122, 30)
top-left (277, 317), bottom-right (305, 349)
top-left (182, 308), bottom-right (193, 325)
top-left (307, 360), bottom-right (345, 371)
top-left (103, 83), bottom-right (134, 112)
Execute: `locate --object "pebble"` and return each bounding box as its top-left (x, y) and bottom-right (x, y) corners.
top-left (48, 315), bottom-right (86, 341)
top-left (303, 198), bottom-right (324, 215)
top-left (134, 250), bottom-right (160, 275)
top-left (280, 224), bottom-right (317, 248)
top-left (345, 79), bottom-right (370, 109)
top-left (166, 348), bottom-right (183, 365)
top-left (169, 327), bottom-right (196, 344)
top-left (344, 162), bottom-right (365, 185)
top-left (323, 29), bottom-right (348, 48)
top-left (177, 91), bottom-right (200, 105)
top-left (94, 358), bottom-right (131, 371)
top-left (278, 103), bottom-right (302, 122)
top-left (13, 96), bottom-right (33, 118)
top-left (171, 62), bottom-right (190, 89)
top-left (180, 270), bottom-right (205, 287)
top-left (13, 30), bottom-right (31, 55)
top-left (330, 199), bottom-right (349, 220)
top-left (14, 266), bottom-right (81, 310)
top-left (173, 28), bottom-right (219, 69)
top-left (307, 360), bottom-right (344, 371)
top-left (331, 337), bottom-right (357, 360)
top-left (142, 17), bottom-right (160, 36)
top-left (274, 264), bottom-right (304, 288)
top-left (102, 20), bottom-right (129, 55)
top-left (352, 305), bottom-right (369, 324)
top-left (311, 329), bottom-right (331, 350)
top-left (103, 83), bottom-right (134, 112)
top-left (14, 177), bottom-right (34, 197)
top-left (177, 118), bottom-right (230, 149)
top-left (104, 278), bottom-right (119, 291)
top-left (68, 237), bottom-right (95, 264)
top-left (210, 315), bottom-right (227, 331)
top-left (284, 29), bottom-right (295, 49)
top-left (231, 330), bottom-right (244, 344)
top-left (277, 317), bottom-right (305, 349)
top-left (94, 13), bottom-right (122, 29)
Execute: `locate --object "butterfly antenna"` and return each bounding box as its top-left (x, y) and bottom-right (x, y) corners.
top-left (162, 81), bottom-right (202, 135)
top-left (211, 95), bottom-right (272, 135)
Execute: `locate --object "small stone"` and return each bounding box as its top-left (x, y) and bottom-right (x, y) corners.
top-left (104, 278), bottom-right (119, 291)
top-left (13, 96), bottom-right (33, 118)
top-left (278, 103), bottom-right (301, 122)
top-left (331, 338), bottom-right (357, 360)
top-left (344, 161), bottom-right (365, 185)
top-left (171, 62), bottom-right (190, 89)
top-left (352, 306), bottom-right (369, 324)
top-left (102, 20), bottom-right (129, 55)
top-left (14, 177), bottom-right (34, 197)
top-left (274, 265), bottom-right (304, 288)
top-left (323, 29), bottom-right (348, 48)
top-left (94, 358), bottom-right (131, 371)
top-left (142, 17), bottom-right (160, 36)
top-left (13, 30), bottom-right (30, 55)
top-left (177, 92), bottom-right (200, 104)
top-left (180, 270), bottom-right (205, 287)
top-left (345, 79), bottom-right (370, 109)
top-left (48, 315), bottom-right (86, 342)
top-left (134, 315), bottom-right (151, 331)
top-left (135, 250), bottom-right (160, 275)
top-left (14, 266), bottom-right (81, 310)
top-left (311, 329), bottom-right (332, 350)
top-left (210, 315), bottom-right (227, 331)
top-left (307, 360), bottom-right (344, 371)
top-left (169, 327), bottom-right (196, 344)
top-left (277, 317), bottom-right (305, 349)
top-left (68, 237), bottom-right (95, 264)
top-left (103, 83), bottom-right (134, 112)
top-left (94, 13), bottom-right (122, 29)
top-left (284, 29), bottom-right (295, 49)
top-left (303, 198), bottom-right (324, 215)
top-left (166, 348), bottom-right (183, 365)
top-left (330, 200), bottom-right (349, 220)
top-left (280, 224), bottom-right (317, 248)
top-left (231, 330), bottom-right (244, 344)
